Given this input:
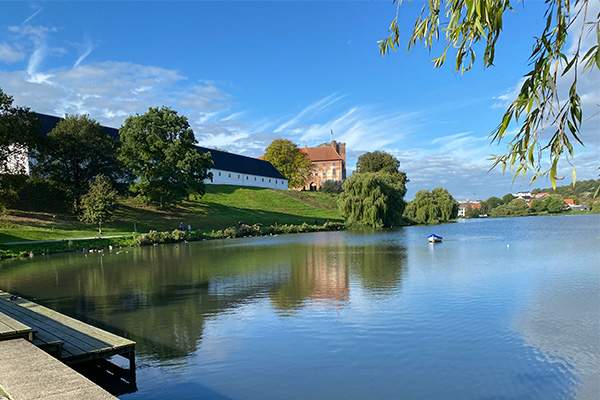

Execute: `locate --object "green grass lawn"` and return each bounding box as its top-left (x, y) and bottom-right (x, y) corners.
top-left (0, 185), bottom-right (342, 244)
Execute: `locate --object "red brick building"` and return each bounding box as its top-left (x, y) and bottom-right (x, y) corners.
top-left (300, 141), bottom-right (346, 190)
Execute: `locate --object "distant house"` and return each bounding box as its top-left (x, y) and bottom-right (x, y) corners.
top-left (458, 200), bottom-right (481, 217)
top-left (196, 146), bottom-right (287, 190)
top-left (2, 112), bottom-right (287, 190)
top-left (513, 191), bottom-right (532, 200)
top-left (300, 140), bottom-right (346, 191)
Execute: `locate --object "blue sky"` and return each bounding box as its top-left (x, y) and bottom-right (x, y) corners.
top-left (0, 1), bottom-right (598, 200)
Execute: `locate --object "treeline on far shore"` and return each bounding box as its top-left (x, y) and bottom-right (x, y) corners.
top-left (462, 178), bottom-right (600, 218)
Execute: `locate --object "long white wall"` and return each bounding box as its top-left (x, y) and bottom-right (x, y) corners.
top-left (206, 168), bottom-right (288, 190)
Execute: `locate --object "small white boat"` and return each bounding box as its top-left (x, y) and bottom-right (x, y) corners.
top-left (428, 234), bottom-right (443, 243)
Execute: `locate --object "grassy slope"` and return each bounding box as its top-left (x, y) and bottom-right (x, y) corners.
top-left (0, 185), bottom-right (341, 244)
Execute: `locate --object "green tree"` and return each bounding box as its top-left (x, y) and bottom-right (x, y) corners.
top-left (79, 174), bottom-right (117, 234)
top-left (404, 187), bottom-right (458, 224)
top-left (356, 151), bottom-right (408, 183)
top-left (490, 199), bottom-right (530, 217)
top-left (591, 201), bottom-right (600, 213)
top-left (338, 172), bottom-right (407, 227)
top-left (0, 88), bottom-right (39, 212)
top-left (33, 114), bottom-right (124, 210)
top-left (502, 193), bottom-right (515, 204)
top-left (480, 196), bottom-right (503, 215)
top-left (545, 195), bottom-right (566, 213)
top-left (529, 199), bottom-right (547, 214)
top-left (319, 180), bottom-right (340, 193)
top-left (0, 88), bottom-right (39, 173)
top-left (380, 0), bottom-right (599, 187)
top-left (119, 106), bottom-right (212, 208)
top-left (262, 139), bottom-right (313, 189)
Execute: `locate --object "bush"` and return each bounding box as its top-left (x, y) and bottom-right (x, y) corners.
top-left (319, 180), bottom-right (340, 193)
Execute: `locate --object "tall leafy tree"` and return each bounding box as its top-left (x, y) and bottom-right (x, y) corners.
top-left (79, 174), bottom-right (117, 234)
top-left (263, 139), bottom-right (313, 189)
top-left (33, 114), bottom-right (123, 210)
top-left (0, 88), bottom-right (39, 212)
top-left (119, 106), bottom-right (212, 208)
top-left (379, 0), bottom-right (599, 187)
top-left (356, 151), bottom-right (408, 184)
top-left (338, 172), bottom-right (407, 227)
top-left (404, 187), bottom-right (458, 224)
top-left (0, 88), bottom-right (39, 174)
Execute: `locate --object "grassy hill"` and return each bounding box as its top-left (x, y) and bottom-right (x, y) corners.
top-left (0, 185), bottom-right (342, 244)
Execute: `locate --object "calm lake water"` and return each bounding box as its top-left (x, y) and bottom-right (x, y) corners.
top-left (0, 214), bottom-right (598, 399)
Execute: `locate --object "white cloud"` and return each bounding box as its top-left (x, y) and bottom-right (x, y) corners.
top-left (0, 43), bottom-right (25, 63)
top-left (274, 93), bottom-right (346, 133)
top-left (0, 61), bottom-right (230, 129)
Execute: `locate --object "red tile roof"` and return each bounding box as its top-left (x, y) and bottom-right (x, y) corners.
top-left (563, 199), bottom-right (576, 205)
top-left (300, 146), bottom-right (342, 162)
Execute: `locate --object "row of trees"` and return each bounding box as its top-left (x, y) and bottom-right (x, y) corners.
top-left (1, 88), bottom-right (214, 231)
top-left (337, 150), bottom-right (458, 227)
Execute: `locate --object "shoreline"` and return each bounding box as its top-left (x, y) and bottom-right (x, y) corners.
top-left (0, 221), bottom-right (346, 261)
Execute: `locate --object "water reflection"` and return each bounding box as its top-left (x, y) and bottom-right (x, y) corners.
top-left (0, 216), bottom-right (596, 400)
top-left (0, 232), bottom-right (407, 363)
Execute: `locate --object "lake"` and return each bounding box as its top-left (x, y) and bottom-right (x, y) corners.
top-left (0, 214), bottom-right (598, 399)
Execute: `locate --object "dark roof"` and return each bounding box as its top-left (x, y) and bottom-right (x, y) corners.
top-left (35, 113), bottom-right (119, 139)
top-left (196, 146), bottom-right (286, 180)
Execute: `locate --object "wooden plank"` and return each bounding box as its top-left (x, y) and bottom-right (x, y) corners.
top-left (0, 293), bottom-right (133, 348)
top-left (0, 303), bottom-right (94, 357)
top-left (0, 311), bottom-right (32, 333)
top-left (0, 291), bottom-right (134, 364)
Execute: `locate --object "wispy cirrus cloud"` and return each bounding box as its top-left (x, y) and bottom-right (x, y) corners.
top-left (274, 92), bottom-right (346, 133)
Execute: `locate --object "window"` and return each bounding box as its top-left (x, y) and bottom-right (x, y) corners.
top-left (322, 162), bottom-right (326, 166)
top-left (322, 171), bottom-right (326, 176)
top-left (254, 177), bottom-right (256, 181)
top-left (333, 162), bottom-right (336, 166)
top-left (269, 179), bottom-right (271, 183)
top-left (275, 180), bottom-right (277, 184)
top-left (218, 171), bottom-right (221, 176)
top-left (246, 176), bottom-right (248, 180)
top-left (262, 178), bottom-right (264, 182)
top-left (238, 174), bottom-right (240, 179)
top-left (332, 169), bottom-right (336, 175)
top-left (228, 173), bottom-right (231, 178)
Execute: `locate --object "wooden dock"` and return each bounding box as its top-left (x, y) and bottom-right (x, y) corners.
top-left (0, 338), bottom-right (117, 400)
top-left (0, 291), bottom-right (135, 370)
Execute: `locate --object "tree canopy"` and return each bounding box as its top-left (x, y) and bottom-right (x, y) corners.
top-left (262, 139), bottom-right (313, 189)
top-left (338, 172), bottom-right (407, 227)
top-left (0, 88), bottom-right (39, 175)
top-left (356, 150), bottom-right (408, 183)
top-left (119, 106), bottom-right (212, 208)
top-left (33, 114), bottom-right (123, 209)
top-left (489, 198), bottom-right (530, 217)
top-left (404, 187), bottom-right (459, 224)
top-left (379, 0), bottom-right (599, 187)
top-left (79, 174), bottom-right (117, 234)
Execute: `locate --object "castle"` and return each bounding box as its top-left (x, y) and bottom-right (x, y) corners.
top-left (300, 140), bottom-right (346, 191)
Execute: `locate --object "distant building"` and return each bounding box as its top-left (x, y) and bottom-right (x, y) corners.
top-left (458, 200), bottom-right (481, 217)
top-left (197, 146), bottom-right (288, 190)
top-left (513, 191), bottom-right (532, 200)
top-left (300, 140), bottom-right (346, 191)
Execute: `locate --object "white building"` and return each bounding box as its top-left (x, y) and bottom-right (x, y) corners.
top-left (196, 146), bottom-right (288, 190)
